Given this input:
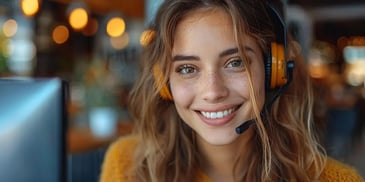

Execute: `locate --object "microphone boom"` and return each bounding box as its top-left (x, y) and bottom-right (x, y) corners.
top-left (235, 119), bottom-right (255, 134)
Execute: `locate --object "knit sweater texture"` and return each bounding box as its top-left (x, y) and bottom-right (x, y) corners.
top-left (100, 135), bottom-right (364, 182)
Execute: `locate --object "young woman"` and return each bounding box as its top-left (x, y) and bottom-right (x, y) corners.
top-left (100, 0), bottom-right (364, 181)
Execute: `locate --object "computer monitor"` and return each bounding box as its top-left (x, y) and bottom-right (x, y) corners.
top-left (0, 78), bottom-right (68, 182)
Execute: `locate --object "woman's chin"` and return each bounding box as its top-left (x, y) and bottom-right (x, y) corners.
top-left (197, 128), bottom-right (239, 146)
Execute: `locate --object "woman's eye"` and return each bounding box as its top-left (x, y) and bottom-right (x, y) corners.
top-left (176, 64), bottom-right (196, 75)
top-left (226, 58), bottom-right (244, 69)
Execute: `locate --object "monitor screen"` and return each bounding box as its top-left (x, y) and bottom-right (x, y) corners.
top-left (0, 78), bottom-right (67, 182)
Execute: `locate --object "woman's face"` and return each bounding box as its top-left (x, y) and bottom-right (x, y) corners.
top-left (169, 8), bottom-right (265, 146)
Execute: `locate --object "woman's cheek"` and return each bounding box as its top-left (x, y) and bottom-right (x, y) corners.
top-left (170, 81), bottom-right (195, 105)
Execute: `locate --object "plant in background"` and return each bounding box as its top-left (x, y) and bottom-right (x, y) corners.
top-left (81, 59), bottom-right (122, 137)
top-left (83, 59), bottom-right (119, 109)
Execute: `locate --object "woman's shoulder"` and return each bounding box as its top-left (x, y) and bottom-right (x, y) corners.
top-left (320, 157), bottom-right (364, 182)
top-left (107, 135), bottom-right (140, 155)
top-left (99, 135), bottom-right (140, 182)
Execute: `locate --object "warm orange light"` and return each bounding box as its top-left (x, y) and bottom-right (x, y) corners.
top-left (106, 17), bottom-right (125, 37)
top-left (52, 25), bottom-right (69, 44)
top-left (309, 65), bottom-right (329, 79)
top-left (21, 0), bottom-right (40, 17)
top-left (82, 17), bottom-right (98, 36)
top-left (69, 8), bottom-right (88, 30)
top-left (3, 19), bottom-right (17, 37)
top-left (140, 29), bottom-right (155, 47)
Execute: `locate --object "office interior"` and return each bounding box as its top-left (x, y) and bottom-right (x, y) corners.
top-left (0, 0), bottom-right (364, 181)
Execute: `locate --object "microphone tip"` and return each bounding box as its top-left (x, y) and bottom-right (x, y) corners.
top-left (235, 119), bottom-right (255, 134)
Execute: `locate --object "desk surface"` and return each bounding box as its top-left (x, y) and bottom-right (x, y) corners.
top-left (67, 122), bottom-right (133, 154)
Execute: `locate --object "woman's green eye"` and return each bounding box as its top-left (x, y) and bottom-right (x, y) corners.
top-left (177, 65), bottom-right (196, 75)
top-left (227, 58), bottom-right (244, 68)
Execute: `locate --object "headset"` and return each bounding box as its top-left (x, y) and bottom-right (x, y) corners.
top-left (153, 2), bottom-right (294, 101)
top-left (265, 3), bottom-right (294, 93)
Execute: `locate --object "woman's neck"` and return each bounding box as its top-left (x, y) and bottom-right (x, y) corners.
top-left (197, 128), bottom-right (254, 181)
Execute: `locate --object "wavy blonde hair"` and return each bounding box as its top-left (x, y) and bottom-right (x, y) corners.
top-left (128, 0), bottom-right (325, 181)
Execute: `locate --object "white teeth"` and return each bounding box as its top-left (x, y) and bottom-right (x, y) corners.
top-left (201, 108), bottom-right (235, 119)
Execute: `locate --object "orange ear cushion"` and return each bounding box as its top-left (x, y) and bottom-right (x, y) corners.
top-left (270, 42), bottom-right (278, 89)
top-left (276, 44), bottom-right (287, 86)
top-left (152, 65), bottom-right (173, 100)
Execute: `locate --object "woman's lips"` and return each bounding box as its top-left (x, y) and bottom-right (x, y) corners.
top-left (197, 105), bottom-right (240, 126)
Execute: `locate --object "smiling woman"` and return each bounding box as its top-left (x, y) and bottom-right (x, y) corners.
top-left (169, 8), bottom-right (265, 147)
top-left (100, 0), bottom-right (364, 181)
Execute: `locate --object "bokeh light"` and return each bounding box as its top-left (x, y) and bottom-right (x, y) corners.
top-left (110, 32), bottom-right (129, 50)
top-left (82, 17), bottom-right (98, 36)
top-left (106, 17), bottom-right (125, 37)
top-left (52, 25), bottom-right (69, 44)
top-left (68, 8), bottom-right (88, 30)
top-left (139, 29), bottom-right (155, 47)
top-left (21, 0), bottom-right (40, 17)
top-left (2, 19), bottom-right (18, 37)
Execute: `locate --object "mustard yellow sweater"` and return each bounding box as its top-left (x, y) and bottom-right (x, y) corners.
top-left (100, 135), bottom-right (364, 182)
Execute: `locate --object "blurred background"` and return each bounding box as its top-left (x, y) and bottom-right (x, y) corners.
top-left (0, 0), bottom-right (364, 181)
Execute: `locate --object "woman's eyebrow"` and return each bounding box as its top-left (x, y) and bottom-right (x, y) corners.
top-left (172, 55), bottom-right (199, 61)
top-left (172, 46), bottom-right (255, 61)
top-left (219, 46), bottom-right (255, 57)
top-left (219, 48), bottom-right (238, 57)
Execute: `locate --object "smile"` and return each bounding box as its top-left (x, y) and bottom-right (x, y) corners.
top-left (200, 107), bottom-right (237, 119)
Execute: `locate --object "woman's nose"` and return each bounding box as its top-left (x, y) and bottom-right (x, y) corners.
top-left (199, 71), bottom-right (229, 102)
